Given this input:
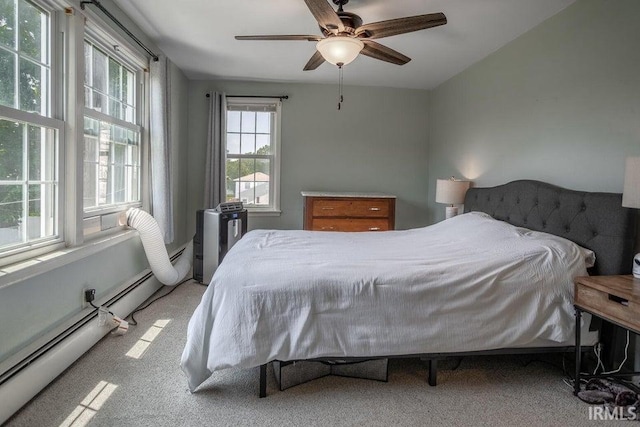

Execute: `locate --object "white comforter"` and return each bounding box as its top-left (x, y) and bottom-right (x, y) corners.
top-left (181, 212), bottom-right (592, 391)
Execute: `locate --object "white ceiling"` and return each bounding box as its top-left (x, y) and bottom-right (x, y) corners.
top-left (113, 0), bottom-right (576, 90)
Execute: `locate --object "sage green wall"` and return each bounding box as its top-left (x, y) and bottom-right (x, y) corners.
top-left (0, 3), bottom-right (191, 362)
top-left (187, 81), bottom-right (430, 234)
top-left (427, 0), bottom-right (640, 224)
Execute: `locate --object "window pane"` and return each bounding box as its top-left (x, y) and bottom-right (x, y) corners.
top-left (113, 165), bottom-right (125, 203)
top-left (83, 161), bottom-right (96, 208)
top-left (27, 183), bottom-right (40, 237)
top-left (240, 133), bottom-right (255, 154)
top-left (237, 158), bottom-right (255, 204)
top-left (226, 133), bottom-right (239, 154)
top-left (92, 90), bottom-right (107, 113)
top-left (225, 158), bottom-right (239, 201)
top-left (83, 86), bottom-right (91, 110)
top-left (240, 111), bottom-right (255, 133)
top-left (254, 159), bottom-right (270, 205)
top-left (0, 184), bottom-right (23, 246)
top-left (227, 111), bottom-right (240, 133)
top-left (0, 48), bottom-right (16, 108)
top-left (27, 182), bottom-right (54, 239)
top-left (129, 165), bottom-right (138, 201)
top-left (256, 112), bottom-right (270, 134)
top-left (27, 123), bottom-right (42, 180)
top-left (92, 47), bottom-right (107, 94)
top-left (0, 0), bottom-right (16, 49)
top-left (19, 0), bottom-right (45, 62)
top-left (28, 124), bottom-right (55, 182)
top-left (84, 41), bottom-right (91, 83)
top-left (19, 57), bottom-right (43, 113)
top-left (123, 69), bottom-right (134, 105)
top-left (109, 99), bottom-right (122, 120)
top-left (0, 118), bottom-right (23, 180)
top-left (256, 134), bottom-right (270, 154)
top-left (108, 57), bottom-right (121, 99)
top-left (123, 103), bottom-right (133, 123)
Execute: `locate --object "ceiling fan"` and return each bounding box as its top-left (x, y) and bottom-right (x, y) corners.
top-left (235, 0), bottom-right (447, 70)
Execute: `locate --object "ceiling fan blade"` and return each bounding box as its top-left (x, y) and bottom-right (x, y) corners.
top-left (303, 0), bottom-right (344, 33)
top-left (235, 35), bottom-right (322, 41)
top-left (361, 40), bottom-right (411, 65)
top-left (355, 13), bottom-right (446, 39)
top-left (303, 50), bottom-right (326, 71)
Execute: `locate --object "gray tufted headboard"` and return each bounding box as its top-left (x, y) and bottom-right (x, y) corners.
top-left (464, 180), bottom-right (636, 276)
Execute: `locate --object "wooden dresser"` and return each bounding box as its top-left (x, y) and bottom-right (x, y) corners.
top-left (302, 191), bottom-right (396, 232)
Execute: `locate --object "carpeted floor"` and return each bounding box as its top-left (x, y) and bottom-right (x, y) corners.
top-left (7, 280), bottom-right (611, 426)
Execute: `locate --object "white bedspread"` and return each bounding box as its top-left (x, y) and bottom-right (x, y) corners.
top-left (181, 212), bottom-right (592, 391)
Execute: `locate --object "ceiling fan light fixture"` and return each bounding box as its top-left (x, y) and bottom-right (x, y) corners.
top-left (316, 36), bottom-right (364, 66)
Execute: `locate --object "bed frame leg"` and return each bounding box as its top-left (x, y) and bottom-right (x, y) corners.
top-left (428, 359), bottom-right (437, 386)
top-left (259, 364), bottom-right (267, 398)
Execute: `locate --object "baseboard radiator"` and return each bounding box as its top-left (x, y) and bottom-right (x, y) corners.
top-left (0, 249), bottom-right (183, 424)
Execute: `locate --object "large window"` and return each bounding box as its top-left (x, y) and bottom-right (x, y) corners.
top-left (225, 98), bottom-right (281, 213)
top-left (83, 39), bottom-right (141, 214)
top-left (0, 0), bottom-right (61, 256)
top-left (0, 0), bottom-right (150, 266)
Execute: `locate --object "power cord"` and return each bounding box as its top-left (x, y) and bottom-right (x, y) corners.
top-left (592, 330), bottom-right (630, 375)
top-left (89, 300), bottom-right (113, 316)
top-left (127, 277), bottom-right (192, 325)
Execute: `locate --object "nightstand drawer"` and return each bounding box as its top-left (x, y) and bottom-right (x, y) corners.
top-left (312, 218), bottom-right (390, 232)
top-left (311, 199), bottom-right (390, 218)
top-left (575, 284), bottom-right (640, 333)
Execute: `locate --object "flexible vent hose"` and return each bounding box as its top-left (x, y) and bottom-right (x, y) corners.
top-left (127, 208), bottom-right (193, 286)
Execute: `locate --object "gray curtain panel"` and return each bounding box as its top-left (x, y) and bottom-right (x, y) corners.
top-left (149, 54), bottom-right (174, 244)
top-left (204, 92), bottom-right (227, 209)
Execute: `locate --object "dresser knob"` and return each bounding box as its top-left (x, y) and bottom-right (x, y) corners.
top-left (369, 207), bottom-right (381, 211)
top-left (321, 226), bottom-right (334, 230)
top-left (368, 227), bottom-right (381, 231)
top-left (321, 207), bottom-right (334, 210)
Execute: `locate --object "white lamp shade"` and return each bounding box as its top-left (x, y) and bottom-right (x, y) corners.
top-left (435, 179), bottom-right (471, 205)
top-left (316, 37), bottom-right (364, 66)
top-left (622, 157), bottom-right (640, 209)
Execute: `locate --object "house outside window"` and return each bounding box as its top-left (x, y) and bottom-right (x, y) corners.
top-left (0, 0), bottom-right (62, 258)
top-left (225, 97), bottom-right (281, 214)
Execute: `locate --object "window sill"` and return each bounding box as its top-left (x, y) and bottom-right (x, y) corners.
top-left (248, 210), bottom-right (282, 217)
top-left (0, 230), bottom-right (138, 290)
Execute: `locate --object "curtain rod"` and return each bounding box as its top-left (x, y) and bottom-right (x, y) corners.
top-left (80, 0), bottom-right (159, 62)
top-left (206, 94), bottom-right (289, 101)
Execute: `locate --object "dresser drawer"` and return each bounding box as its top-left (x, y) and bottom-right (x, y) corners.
top-left (312, 218), bottom-right (391, 232)
top-left (311, 199), bottom-right (390, 218)
top-left (575, 284), bottom-right (640, 333)
top-left (302, 192), bottom-right (396, 232)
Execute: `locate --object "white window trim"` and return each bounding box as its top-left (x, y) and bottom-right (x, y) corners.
top-left (225, 97), bottom-right (282, 215)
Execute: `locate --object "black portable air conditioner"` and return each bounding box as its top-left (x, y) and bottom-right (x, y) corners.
top-left (193, 203), bottom-right (247, 284)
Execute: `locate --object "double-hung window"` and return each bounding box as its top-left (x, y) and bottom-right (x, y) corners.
top-left (0, 0), bottom-right (62, 258)
top-left (83, 36), bottom-right (143, 218)
top-left (225, 98), bottom-right (281, 214)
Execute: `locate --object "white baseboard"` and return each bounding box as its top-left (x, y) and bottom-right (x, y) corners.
top-left (0, 273), bottom-right (164, 424)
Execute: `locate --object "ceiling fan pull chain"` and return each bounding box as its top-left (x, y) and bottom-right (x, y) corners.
top-left (337, 64), bottom-right (344, 110)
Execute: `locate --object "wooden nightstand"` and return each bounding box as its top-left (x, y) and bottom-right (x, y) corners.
top-left (573, 275), bottom-right (640, 395)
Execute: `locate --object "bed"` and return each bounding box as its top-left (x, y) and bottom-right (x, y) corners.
top-left (180, 180), bottom-right (636, 395)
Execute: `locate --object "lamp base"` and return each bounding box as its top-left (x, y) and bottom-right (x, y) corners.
top-left (633, 253), bottom-right (640, 279)
top-left (445, 206), bottom-right (459, 220)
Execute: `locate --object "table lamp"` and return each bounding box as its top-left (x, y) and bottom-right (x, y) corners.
top-left (435, 177), bottom-right (471, 219)
top-left (622, 157), bottom-right (640, 278)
